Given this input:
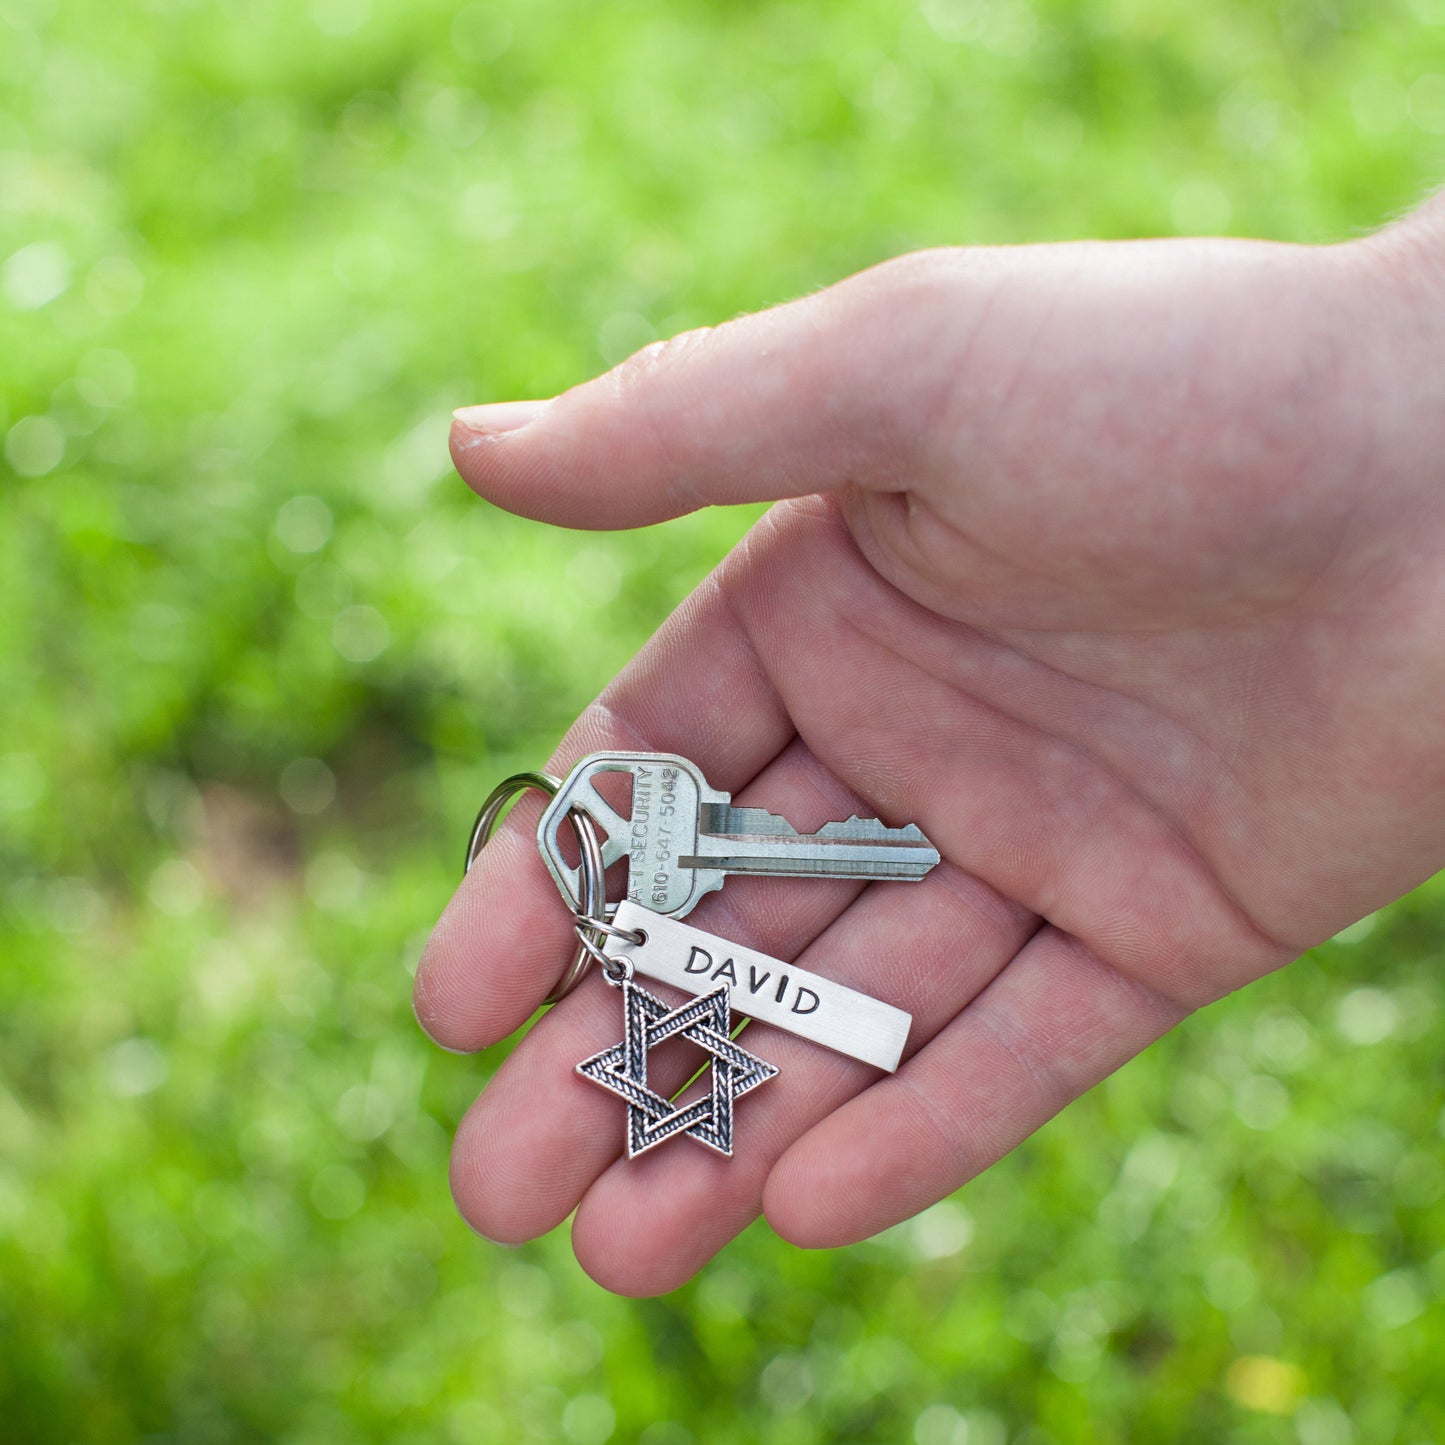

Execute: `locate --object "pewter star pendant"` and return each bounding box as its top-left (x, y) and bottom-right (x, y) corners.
top-left (577, 981), bottom-right (778, 1158)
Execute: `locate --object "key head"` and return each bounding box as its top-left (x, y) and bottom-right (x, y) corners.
top-left (537, 752), bottom-right (721, 918)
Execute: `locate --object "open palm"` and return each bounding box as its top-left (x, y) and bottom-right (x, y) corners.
top-left (416, 222), bottom-right (1445, 1296)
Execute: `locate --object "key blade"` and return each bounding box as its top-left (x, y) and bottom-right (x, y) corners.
top-left (680, 850), bottom-right (939, 881)
top-left (685, 813), bottom-right (940, 882)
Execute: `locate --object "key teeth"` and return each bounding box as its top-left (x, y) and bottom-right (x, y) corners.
top-left (815, 817), bottom-right (928, 841)
top-left (704, 804), bottom-right (799, 837)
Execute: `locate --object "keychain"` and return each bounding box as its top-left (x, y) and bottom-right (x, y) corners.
top-left (464, 752), bottom-right (940, 1159)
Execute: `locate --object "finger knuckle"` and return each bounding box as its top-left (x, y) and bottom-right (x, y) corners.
top-left (607, 326), bottom-right (716, 402)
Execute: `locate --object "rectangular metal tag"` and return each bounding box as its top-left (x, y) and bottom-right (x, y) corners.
top-left (604, 901), bottom-right (912, 1073)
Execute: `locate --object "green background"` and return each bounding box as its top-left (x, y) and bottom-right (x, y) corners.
top-left (3, 0), bottom-right (1444, 1439)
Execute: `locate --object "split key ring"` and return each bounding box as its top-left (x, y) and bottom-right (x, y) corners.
top-left (463, 770), bottom-right (616, 1004)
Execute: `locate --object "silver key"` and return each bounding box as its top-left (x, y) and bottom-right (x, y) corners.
top-left (537, 751), bottom-right (941, 919)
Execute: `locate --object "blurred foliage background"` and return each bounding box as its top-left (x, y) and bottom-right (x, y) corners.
top-left (2, 0), bottom-right (1445, 1440)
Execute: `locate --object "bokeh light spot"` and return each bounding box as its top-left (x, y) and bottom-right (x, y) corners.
top-left (148, 858), bottom-right (205, 917)
top-left (280, 757), bottom-right (337, 815)
top-left (335, 1083), bottom-right (393, 1142)
top-left (1352, 75), bottom-right (1407, 136)
top-left (275, 495), bottom-right (334, 554)
top-left (1363, 1268), bottom-right (1426, 1329)
top-left (1333, 912), bottom-right (1377, 945)
top-left (306, 850), bottom-right (364, 911)
top-left (452, 5), bottom-right (513, 63)
top-left (550, 1319), bottom-right (604, 1374)
top-left (914, 1403), bottom-right (968, 1445)
top-left (333, 604), bottom-right (390, 662)
top-left (1203, 1255), bottom-right (1257, 1312)
top-left (5, 414), bottom-right (65, 475)
top-left (1233, 1074), bottom-right (1290, 1131)
top-left (561, 1393), bottom-right (616, 1445)
top-left (597, 311), bottom-right (656, 367)
top-left (106, 1037), bottom-right (169, 1097)
top-left (85, 254), bottom-right (145, 317)
top-left (1, 240), bottom-right (70, 310)
top-left (311, 0), bottom-right (370, 38)
top-left (910, 1198), bottom-right (975, 1260)
top-left (1224, 1355), bottom-right (1306, 1414)
top-left (456, 178), bottom-right (518, 241)
top-left (1294, 1398), bottom-right (1354, 1445)
top-left (75, 348), bottom-right (136, 408)
top-left (1253, 1007), bottom-right (1312, 1071)
top-left (46, 876), bottom-right (104, 934)
top-left (1408, 73), bottom-right (1445, 133)
top-left (1335, 987), bottom-right (1399, 1045)
top-left (498, 1261), bottom-right (553, 1319)
top-left (759, 1354), bottom-right (814, 1410)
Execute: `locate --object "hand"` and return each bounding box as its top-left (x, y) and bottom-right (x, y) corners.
top-left (415, 212), bottom-right (1445, 1296)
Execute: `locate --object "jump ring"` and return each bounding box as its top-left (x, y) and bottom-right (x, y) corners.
top-left (572, 910), bottom-right (641, 984)
top-left (573, 921), bottom-right (631, 983)
top-left (463, 771), bottom-right (609, 1005)
top-left (574, 912), bottom-right (646, 947)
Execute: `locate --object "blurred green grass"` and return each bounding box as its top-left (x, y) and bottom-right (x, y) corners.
top-left (3, 0), bottom-right (1445, 1440)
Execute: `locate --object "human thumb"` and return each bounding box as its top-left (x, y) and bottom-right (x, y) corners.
top-left (448, 268), bottom-right (928, 530)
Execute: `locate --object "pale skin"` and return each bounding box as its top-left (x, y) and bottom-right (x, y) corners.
top-left (414, 195), bottom-right (1445, 1297)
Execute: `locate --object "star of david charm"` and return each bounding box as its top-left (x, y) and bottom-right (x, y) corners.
top-left (576, 980), bottom-right (779, 1158)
